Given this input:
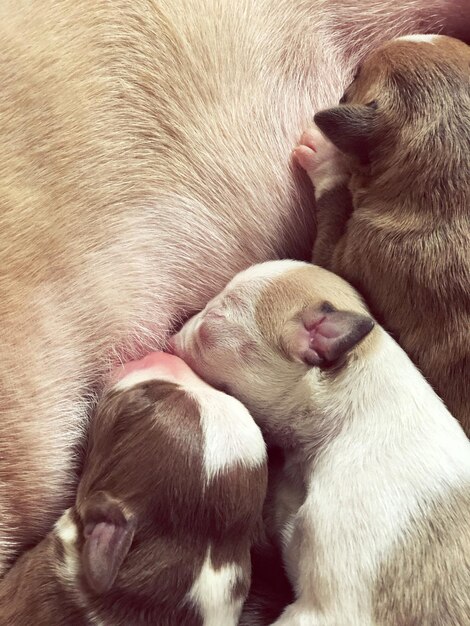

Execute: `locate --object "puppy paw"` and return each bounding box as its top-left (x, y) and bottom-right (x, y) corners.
top-left (293, 127), bottom-right (349, 197)
top-left (293, 128), bottom-right (327, 171)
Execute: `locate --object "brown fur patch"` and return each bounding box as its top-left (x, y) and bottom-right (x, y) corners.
top-left (316, 36), bottom-right (470, 428)
top-left (0, 532), bottom-right (88, 626)
top-left (1, 380), bottom-right (266, 624)
top-left (75, 380), bottom-right (266, 624)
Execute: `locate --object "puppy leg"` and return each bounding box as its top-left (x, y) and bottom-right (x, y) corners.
top-left (293, 128), bottom-right (352, 268)
top-left (270, 602), bottom-right (321, 625)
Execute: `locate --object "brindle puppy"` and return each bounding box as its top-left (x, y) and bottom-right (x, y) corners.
top-left (295, 34), bottom-right (470, 431)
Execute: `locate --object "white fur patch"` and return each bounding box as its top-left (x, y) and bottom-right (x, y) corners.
top-left (281, 331), bottom-right (470, 624)
top-left (197, 390), bottom-right (266, 481)
top-left (314, 172), bottom-right (350, 198)
top-left (397, 34), bottom-right (439, 44)
top-left (55, 508), bottom-right (78, 544)
top-left (55, 508), bottom-right (80, 585)
top-left (271, 604), bottom-right (319, 626)
top-left (114, 355), bottom-right (265, 481)
top-left (188, 549), bottom-right (243, 626)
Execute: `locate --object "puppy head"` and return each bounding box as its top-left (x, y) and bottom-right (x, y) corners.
top-left (74, 361), bottom-right (206, 594)
top-left (171, 261), bottom-right (375, 438)
top-left (72, 353), bottom-right (266, 597)
top-left (314, 35), bottom-right (470, 164)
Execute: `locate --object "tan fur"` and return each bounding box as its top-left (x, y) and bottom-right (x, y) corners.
top-left (252, 267), bottom-right (379, 454)
top-left (300, 35), bottom-right (470, 430)
top-left (0, 0), bottom-right (468, 578)
top-left (374, 486), bottom-right (470, 626)
top-left (255, 266), bottom-right (372, 338)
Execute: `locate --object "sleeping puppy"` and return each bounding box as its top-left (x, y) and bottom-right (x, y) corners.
top-left (171, 260), bottom-right (470, 626)
top-left (294, 34), bottom-right (470, 432)
top-left (0, 352), bottom-right (266, 626)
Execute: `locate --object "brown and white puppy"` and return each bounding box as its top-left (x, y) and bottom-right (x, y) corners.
top-left (1, 1), bottom-right (469, 573)
top-left (0, 352), bottom-right (266, 626)
top-left (294, 34), bottom-right (470, 431)
top-left (171, 260), bottom-right (470, 626)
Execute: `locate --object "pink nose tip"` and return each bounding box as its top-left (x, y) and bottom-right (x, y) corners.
top-left (110, 351), bottom-right (188, 384)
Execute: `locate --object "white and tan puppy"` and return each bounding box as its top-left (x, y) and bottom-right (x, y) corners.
top-left (171, 260), bottom-right (470, 626)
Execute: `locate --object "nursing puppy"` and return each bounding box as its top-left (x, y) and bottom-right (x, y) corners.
top-left (171, 260), bottom-right (470, 626)
top-left (1, 1), bottom-right (470, 573)
top-left (0, 352), bottom-right (266, 626)
top-left (294, 34), bottom-right (470, 431)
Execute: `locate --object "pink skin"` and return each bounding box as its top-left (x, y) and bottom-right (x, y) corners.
top-left (110, 351), bottom-right (197, 386)
top-left (293, 127), bottom-right (342, 182)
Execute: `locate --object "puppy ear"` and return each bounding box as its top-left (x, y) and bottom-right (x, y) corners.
top-left (314, 105), bottom-right (376, 159)
top-left (80, 491), bottom-right (136, 594)
top-left (284, 303), bottom-right (375, 367)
